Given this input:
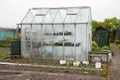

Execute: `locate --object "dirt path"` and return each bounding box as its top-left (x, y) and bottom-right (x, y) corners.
top-left (110, 43), bottom-right (120, 80)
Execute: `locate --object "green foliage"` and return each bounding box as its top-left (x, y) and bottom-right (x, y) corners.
top-left (0, 44), bottom-right (10, 48)
top-left (92, 20), bottom-right (102, 41)
top-left (0, 52), bottom-right (10, 59)
top-left (92, 20), bottom-right (102, 29)
top-left (82, 71), bottom-right (89, 75)
top-left (79, 66), bottom-right (97, 72)
top-left (117, 44), bottom-right (120, 48)
top-left (92, 41), bottom-right (98, 48)
top-left (102, 63), bottom-right (107, 77)
top-left (92, 17), bottom-right (120, 42)
top-left (66, 61), bottom-right (73, 66)
top-left (94, 47), bottom-right (102, 51)
top-left (92, 41), bottom-right (110, 51)
top-left (92, 41), bottom-right (101, 51)
top-left (115, 40), bottom-right (120, 44)
top-left (4, 34), bottom-right (13, 42)
top-left (14, 33), bottom-right (21, 39)
top-left (100, 77), bottom-right (106, 80)
top-left (101, 46), bottom-right (110, 50)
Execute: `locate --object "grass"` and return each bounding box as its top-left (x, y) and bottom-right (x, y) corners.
top-left (0, 53), bottom-right (10, 59)
top-left (0, 48), bottom-right (10, 59)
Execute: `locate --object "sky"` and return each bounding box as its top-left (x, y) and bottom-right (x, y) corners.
top-left (0, 0), bottom-right (120, 28)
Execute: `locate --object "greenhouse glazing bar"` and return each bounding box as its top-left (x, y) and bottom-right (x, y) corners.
top-left (18, 23), bottom-right (88, 25)
top-left (32, 6), bottom-right (91, 10)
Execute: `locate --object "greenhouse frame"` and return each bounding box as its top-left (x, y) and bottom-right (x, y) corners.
top-left (18, 7), bottom-right (92, 61)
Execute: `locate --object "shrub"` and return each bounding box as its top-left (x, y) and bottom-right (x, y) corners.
top-left (4, 34), bottom-right (13, 42)
top-left (14, 33), bottom-right (21, 39)
top-left (94, 47), bottom-right (102, 51)
top-left (101, 46), bottom-right (110, 50)
top-left (92, 41), bottom-right (99, 51)
top-left (0, 43), bottom-right (10, 48)
top-left (115, 40), bottom-right (120, 44)
top-left (117, 44), bottom-right (120, 48)
top-left (66, 61), bottom-right (73, 66)
top-left (92, 41), bottom-right (98, 48)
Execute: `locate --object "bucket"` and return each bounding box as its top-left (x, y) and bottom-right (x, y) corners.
top-left (95, 62), bottom-right (101, 69)
top-left (59, 60), bottom-right (66, 65)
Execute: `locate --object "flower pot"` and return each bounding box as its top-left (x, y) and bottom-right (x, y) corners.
top-left (95, 62), bottom-right (101, 69)
top-left (82, 61), bottom-right (89, 65)
top-left (59, 60), bottom-right (66, 65)
top-left (73, 61), bottom-right (80, 67)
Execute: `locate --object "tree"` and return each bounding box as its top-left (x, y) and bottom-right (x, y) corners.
top-left (92, 20), bottom-right (102, 40)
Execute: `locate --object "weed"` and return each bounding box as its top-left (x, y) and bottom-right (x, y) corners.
top-left (102, 63), bottom-right (107, 77)
top-left (0, 52), bottom-right (10, 59)
top-left (82, 71), bottom-right (89, 75)
top-left (66, 61), bottom-right (73, 66)
top-left (100, 77), bottom-right (106, 80)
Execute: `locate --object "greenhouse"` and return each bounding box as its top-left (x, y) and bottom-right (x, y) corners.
top-left (19, 7), bottom-right (92, 61)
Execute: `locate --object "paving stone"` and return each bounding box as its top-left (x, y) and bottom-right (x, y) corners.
top-left (110, 43), bottom-right (120, 80)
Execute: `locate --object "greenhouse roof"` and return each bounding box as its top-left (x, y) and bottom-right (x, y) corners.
top-left (21, 7), bottom-right (91, 24)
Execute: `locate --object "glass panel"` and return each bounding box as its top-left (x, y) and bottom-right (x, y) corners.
top-left (67, 8), bottom-right (79, 15)
top-left (54, 9), bottom-right (66, 23)
top-left (21, 25), bottom-right (32, 58)
top-left (64, 15), bottom-right (76, 23)
top-left (31, 25), bottom-right (42, 59)
top-left (64, 8), bottom-right (79, 23)
top-left (32, 16), bottom-right (45, 23)
top-left (42, 25), bottom-right (53, 59)
top-left (32, 9), bottom-right (48, 23)
top-left (76, 8), bottom-right (89, 23)
top-left (43, 9), bottom-right (58, 23)
top-left (33, 9), bottom-right (48, 16)
top-left (53, 24), bottom-right (63, 60)
top-left (76, 24), bottom-right (87, 61)
top-left (43, 11), bottom-right (52, 23)
top-left (22, 10), bottom-right (34, 23)
top-left (64, 24), bottom-right (75, 60)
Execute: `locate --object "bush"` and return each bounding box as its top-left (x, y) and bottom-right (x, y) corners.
top-left (117, 44), bottom-right (120, 48)
top-left (94, 47), bottom-right (102, 51)
top-left (0, 52), bottom-right (10, 59)
top-left (4, 34), bottom-right (13, 42)
top-left (92, 41), bottom-right (98, 48)
top-left (101, 46), bottom-right (110, 50)
top-left (92, 41), bottom-right (100, 51)
top-left (66, 61), bottom-right (73, 66)
top-left (14, 33), bottom-right (21, 39)
top-left (115, 40), bottom-right (120, 44)
top-left (0, 43), bottom-right (10, 48)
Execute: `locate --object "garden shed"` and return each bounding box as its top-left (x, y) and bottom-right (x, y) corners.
top-left (18, 7), bottom-right (92, 61)
top-left (116, 28), bottom-right (120, 40)
top-left (95, 27), bottom-right (109, 47)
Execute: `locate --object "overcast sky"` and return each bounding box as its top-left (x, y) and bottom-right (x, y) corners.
top-left (0, 0), bottom-right (120, 28)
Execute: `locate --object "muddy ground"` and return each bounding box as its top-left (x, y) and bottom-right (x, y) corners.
top-left (0, 48), bottom-right (107, 80)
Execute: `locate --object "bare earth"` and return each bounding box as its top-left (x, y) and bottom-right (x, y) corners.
top-left (0, 48), bottom-right (110, 80)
